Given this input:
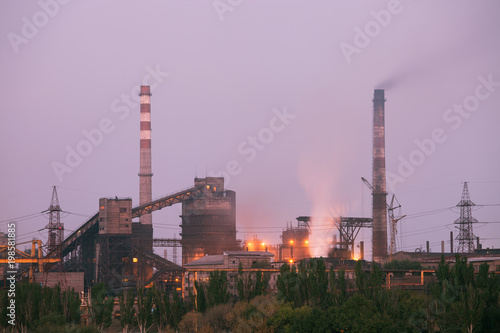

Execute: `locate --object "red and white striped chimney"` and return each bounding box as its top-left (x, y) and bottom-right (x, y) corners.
top-left (139, 85), bottom-right (152, 225)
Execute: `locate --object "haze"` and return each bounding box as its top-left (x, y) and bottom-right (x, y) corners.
top-left (1, 0), bottom-right (499, 260)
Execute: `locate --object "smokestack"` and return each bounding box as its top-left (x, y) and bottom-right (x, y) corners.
top-left (372, 89), bottom-right (388, 262)
top-left (450, 231), bottom-right (454, 253)
top-left (139, 86), bottom-right (153, 225)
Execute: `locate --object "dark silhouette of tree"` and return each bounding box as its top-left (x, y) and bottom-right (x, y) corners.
top-left (89, 282), bottom-right (114, 332)
top-left (119, 288), bottom-right (135, 333)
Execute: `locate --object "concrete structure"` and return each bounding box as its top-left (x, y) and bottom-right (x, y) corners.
top-left (181, 177), bottom-right (239, 265)
top-left (96, 198), bottom-right (135, 288)
top-left (139, 85), bottom-right (153, 226)
top-left (372, 89), bottom-right (388, 262)
top-left (98, 198), bottom-right (132, 234)
top-left (183, 251), bottom-right (280, 296)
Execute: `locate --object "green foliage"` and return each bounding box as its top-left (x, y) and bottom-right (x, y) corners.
top-left (431, 254), bottom-right (500, 332)
top-left (226, 295), bottom-right (279, 332)
top-left (252, 261), bottom-right (272, 269)
top-left (89, 282), bottom-right (114, 332)
top-left (16, 282), bottom-right (42, 331)
top-left (238, 269), bottom-right (271, 301)
top-left (383, 259), bottom-right (423, 271)
top-left (355, 260), bottom-right (367, 294)
top-left (136, 286), bottom-right (154, 333)
top-left (206, 270), bottom-right (231, 307)
top-left (118, 288), bottom-right (135, 333)
top-left (0, 290), bottom-right (9, 329)
top-left (195, 280), bottom-right (208, 313)
top-left (1, 283), bottom-right (82, 332)
top-left (62, 287), bottom-right (81, 325)
top-left (171, 290), bottom-right (188, 328)
top-left (276, 259), bottom-right (330, 308)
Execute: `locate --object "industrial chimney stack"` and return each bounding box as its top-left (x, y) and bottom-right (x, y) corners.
top-left (139, 86), bottom-right (153, 225)
top-left (372, 89), bottom-right (388, 262)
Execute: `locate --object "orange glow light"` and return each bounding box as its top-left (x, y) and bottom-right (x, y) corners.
top-left (305, 240), bottom-right (309, 244)
top-left (289, 259), bottom-right (293, 263)
top-left (290, 240), bottom-right (294, 244)
top-left (261, 242), bottom-right (265, 246)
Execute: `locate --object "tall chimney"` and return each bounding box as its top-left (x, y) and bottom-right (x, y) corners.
top-left (372, 89), bottom-right (388, 262)
top-left (139, 86), bottom-right (153, 225)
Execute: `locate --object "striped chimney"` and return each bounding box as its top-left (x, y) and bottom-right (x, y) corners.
top-left (139, 85), bottom-right (153, 225)
top-left (372, 89), bottom-right (388, 262)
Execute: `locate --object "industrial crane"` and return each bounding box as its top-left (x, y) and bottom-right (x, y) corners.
top-left (361, 177), bottom-right (406, 260)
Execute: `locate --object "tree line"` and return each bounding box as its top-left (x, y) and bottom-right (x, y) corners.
top-left (2, 255), bottom-right (499, 332)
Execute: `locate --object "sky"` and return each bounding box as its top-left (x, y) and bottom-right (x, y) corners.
top-left (1, 0), bottom-right (499, 262)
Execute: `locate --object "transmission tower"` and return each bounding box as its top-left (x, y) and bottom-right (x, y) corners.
top-left (454, 182), bottom-right (477, 253)
top-left (362, 177), bottom-right (405, 261)
top-left (45, 186), bottom-right (64, 252)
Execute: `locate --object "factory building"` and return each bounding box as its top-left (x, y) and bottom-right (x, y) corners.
top-left (183, 251), bottom-right (280, 297)
top-left (279, 220), bottom-right (311, 262)
top-left (181, 177), bottom-right (239, 265)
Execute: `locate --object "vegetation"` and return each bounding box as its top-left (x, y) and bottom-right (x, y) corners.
top-left (0, 282), bottom-right (82, 333)
top-left (3, 255), bottom-right (498, 332)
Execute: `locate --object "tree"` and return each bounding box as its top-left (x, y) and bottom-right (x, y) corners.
top-left (171, 291), bottom-right (188, 329)
top-left (237, 263), bottom-right (271, 302)
top-left (0, 289), bottom-right (10, 329)
top-left (307, 258), bottom-right (328, 306)
top-left (355, 260), bottom-right (367, 294)
top-left (62, 287), bottom-right (81, 325)
top-left (136, 286), bottom-right (154, 333)
top-left (152, 287), bottom-right (171, 332)
top-left (195, 281), bottom-right (207, 313)
top-left (119, 288), bottom-right (135, 333)
top-left (206, 270), bottom-right (231, 307)
top-left (338, 269), bottom-right (347, 301)
top-left (89, 282), bottom-right (114, 332)
top-left (16, 282), bottom-right (42, 332)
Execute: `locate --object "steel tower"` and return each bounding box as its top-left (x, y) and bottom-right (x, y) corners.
top-left (454, 182), bottom-right (477, 253)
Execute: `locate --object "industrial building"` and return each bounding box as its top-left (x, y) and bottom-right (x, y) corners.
top-left (4, 86), bottom-right (495, 298)
top-left (180, 177), bottom-right (239, 265)
top-left (183, 251), bottom-right (280, 297)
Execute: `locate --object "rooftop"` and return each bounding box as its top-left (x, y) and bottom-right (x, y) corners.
top-left (224, 251), bottom-right (274, 257)
top-left (184, 255), bottom-right (224, 267)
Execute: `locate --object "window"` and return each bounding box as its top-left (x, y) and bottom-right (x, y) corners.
top-left (120, 208), bottom-right (127, 213)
